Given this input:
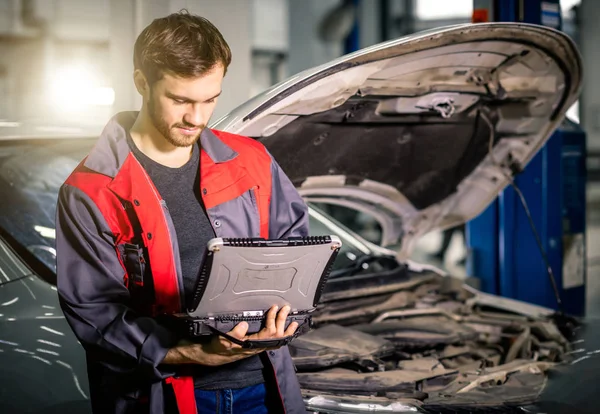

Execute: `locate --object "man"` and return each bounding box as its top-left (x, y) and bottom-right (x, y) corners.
top-left (56, 11), bottom-right (309, 414)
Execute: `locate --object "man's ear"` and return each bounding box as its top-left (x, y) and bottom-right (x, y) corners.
top-left (133, 70), bottom-right (150, 99)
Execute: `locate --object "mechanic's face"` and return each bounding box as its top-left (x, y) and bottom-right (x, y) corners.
top-left (142, 65), bottom-right (224, 147)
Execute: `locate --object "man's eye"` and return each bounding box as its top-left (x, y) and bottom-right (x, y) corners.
top-left (206, 98), bottom-right (215, 104)
top-left (173, 100), bottom-right (185, 105)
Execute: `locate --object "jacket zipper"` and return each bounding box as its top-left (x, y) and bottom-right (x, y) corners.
top-left (250, 186), bottom-right (261, 238)
top-left (132, 157), bottom-right (183, 312)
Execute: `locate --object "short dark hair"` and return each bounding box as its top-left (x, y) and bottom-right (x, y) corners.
top-left (133, 10), bottom-right (232, 85)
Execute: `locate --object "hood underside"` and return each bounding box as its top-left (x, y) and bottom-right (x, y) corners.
top-left (212, 23), bottom-right (582, 256)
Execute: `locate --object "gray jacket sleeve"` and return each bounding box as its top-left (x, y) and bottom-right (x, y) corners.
top-left (268, 155), bottom-right (310, 239)
top-left (56, 184), bottom-right (177, 381)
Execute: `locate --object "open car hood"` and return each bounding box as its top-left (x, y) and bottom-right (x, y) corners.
top-left (286, 267), bottom-right (576, 412)
top-left (212, 23), bottom-right (582, 258)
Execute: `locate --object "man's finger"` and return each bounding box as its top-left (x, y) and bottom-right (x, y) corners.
top-left (264, 305), bottom-right (278, 335)
top-left (228, 321), bottom-right (249, 340)
top-left (276, 305), bottom-right (291, 336)
top-left (284, 321), bottom-right (299, 337)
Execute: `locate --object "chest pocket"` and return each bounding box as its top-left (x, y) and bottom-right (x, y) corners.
top-left (201, 164), bottom-right (257, 209)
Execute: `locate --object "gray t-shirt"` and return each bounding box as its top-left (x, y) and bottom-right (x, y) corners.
top-left (127, 135), bottom-right (265, 390)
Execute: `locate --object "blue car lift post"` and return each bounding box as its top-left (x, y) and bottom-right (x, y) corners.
top-left (468, 0), bottom-right (587, 316)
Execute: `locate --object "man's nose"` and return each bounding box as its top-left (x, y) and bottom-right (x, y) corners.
top-left (184, 104), bottom-right (203, 127)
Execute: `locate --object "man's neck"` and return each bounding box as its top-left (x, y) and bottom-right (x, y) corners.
top-left (129, 111), bottom-right (194, 168)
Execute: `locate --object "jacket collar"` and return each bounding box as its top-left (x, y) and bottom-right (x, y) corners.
top-left (199, 126), bottom-right (238, 164)
top-left (84, 111), bottom-right (238, 178)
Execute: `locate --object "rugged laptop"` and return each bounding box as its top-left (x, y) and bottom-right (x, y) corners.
top-left (176, 236), bottom-right (342, 348)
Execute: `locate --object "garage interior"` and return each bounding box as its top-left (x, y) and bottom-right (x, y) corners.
top-left (0, 0), bottom-right (586, 313)
top-left (0, 0), bottom-right (598, 413)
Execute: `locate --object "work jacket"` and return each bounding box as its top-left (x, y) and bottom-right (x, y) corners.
top-left (55, 112), bottom-right (310, 414)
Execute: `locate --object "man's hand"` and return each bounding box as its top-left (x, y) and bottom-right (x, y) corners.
top-left (212, 304), bottom-right (299, 356)
top-left (162, 305), bottom-right (298, 366)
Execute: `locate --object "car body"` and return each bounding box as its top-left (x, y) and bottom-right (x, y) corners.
top-left (0, 22), bottom-right (585, 413)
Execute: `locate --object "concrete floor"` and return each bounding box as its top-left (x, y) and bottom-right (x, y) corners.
top-left (411, 183), bottom-right (600, 317)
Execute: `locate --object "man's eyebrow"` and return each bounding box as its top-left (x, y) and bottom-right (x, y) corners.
top-left (165, 91), bottom-right (222, 103)
top-left (165, 92), bottom-right (194, 102)
top-left (207, 91), bottom-right (222, 101)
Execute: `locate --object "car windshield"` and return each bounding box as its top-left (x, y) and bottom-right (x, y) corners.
top-left (0, 138), bottom-right (94, 272)
top-left (0, 137), bottom-right (373, 275)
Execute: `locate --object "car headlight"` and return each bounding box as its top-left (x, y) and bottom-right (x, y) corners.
top-left (305, 396), bottom-right (419, 413)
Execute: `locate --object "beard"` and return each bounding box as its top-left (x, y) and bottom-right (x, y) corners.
top-left (147, 92), bottom-right (205, 148)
